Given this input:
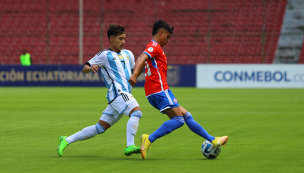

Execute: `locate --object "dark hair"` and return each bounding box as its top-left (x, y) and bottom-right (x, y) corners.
top-left (107, 24), bottom-right (125, 40)
top-left (152, 19), bottom-right (174, 36)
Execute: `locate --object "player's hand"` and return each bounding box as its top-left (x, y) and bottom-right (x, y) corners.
top-left (128, 75), bottom-right (137, 87)
top-left (91, 65), bottom-right (100, 74)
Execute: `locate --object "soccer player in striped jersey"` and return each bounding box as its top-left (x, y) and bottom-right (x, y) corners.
top-left (57, 24), bottom-right (143, 157)
top-left (128, 20), bottom-right (229, 159)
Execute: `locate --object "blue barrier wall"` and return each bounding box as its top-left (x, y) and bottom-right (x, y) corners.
top-left (0, 65), bottom-right (196, 87)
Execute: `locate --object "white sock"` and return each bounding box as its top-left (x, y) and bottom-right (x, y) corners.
top-left (126, 116), bottom-right (140, 147)
top-left (66, 125), bottom-right (98, 144)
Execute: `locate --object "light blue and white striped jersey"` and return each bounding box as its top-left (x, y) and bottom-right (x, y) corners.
top-left (87, 49), bottom-right (135, 103)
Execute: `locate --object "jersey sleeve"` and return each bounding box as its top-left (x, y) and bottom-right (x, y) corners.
top-left (129, 51), bottom-right (135, 69)
top-left (143, 44), bottom-right (161, 59)
top-left (86, 52), bottom-right (106, 67)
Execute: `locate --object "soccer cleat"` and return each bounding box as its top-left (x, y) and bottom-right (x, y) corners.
top-left (140, 134), bottom-right (152, 159)
top-left (211, 136), bottom-right (229, 147)
top-left (124, 145), bottom-right (141, 156)
top-left (57, 136), bottom-right (69, 157)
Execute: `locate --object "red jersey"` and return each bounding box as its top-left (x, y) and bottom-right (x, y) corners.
top-left (143, 40), bottom-right (169, 97)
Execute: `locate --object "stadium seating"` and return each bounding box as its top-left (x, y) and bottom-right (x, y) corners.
top-left (0, 0), bottom-right (289, 65)
top-left (0, 0), bottom-right (48, 64)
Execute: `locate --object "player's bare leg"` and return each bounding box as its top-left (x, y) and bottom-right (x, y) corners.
top-left (164, 106), bottom-right (183, 119)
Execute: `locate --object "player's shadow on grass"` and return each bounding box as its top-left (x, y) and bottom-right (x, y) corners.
top-left (53, 155), bottom-right (165, 160)
top-left (195, 158), bottom-right (221, 161)
top-left (53, 155), bottom-right (212, 161)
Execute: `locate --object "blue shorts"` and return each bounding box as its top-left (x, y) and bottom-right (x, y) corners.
top-left (147, 89), bottom-right (180, 113)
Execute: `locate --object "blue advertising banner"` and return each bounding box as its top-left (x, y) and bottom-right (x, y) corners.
top-left (0, 65), bottom-right (196, 87)
top-left (166, 65), bottom-right (196, 87)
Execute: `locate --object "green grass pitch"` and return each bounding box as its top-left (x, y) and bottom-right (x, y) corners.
top-left (0, 87), bottom-right (304, 172)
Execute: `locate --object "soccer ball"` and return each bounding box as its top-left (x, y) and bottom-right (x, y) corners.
top-left (201, 140), bottom-right (221, 159)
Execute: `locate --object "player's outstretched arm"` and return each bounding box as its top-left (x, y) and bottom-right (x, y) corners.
top-left (82, 64), bottom-right (100, 74)
top-left (129, 53), bottom-right (149, 87)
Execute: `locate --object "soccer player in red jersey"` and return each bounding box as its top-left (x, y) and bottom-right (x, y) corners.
top-left (128, 20), bottom-right (228, 159)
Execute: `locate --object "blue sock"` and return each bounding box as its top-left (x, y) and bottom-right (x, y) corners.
top-left (184, 112), bottom-right (215, 142)
top-left (149, 116), bottom-right (184, 143)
